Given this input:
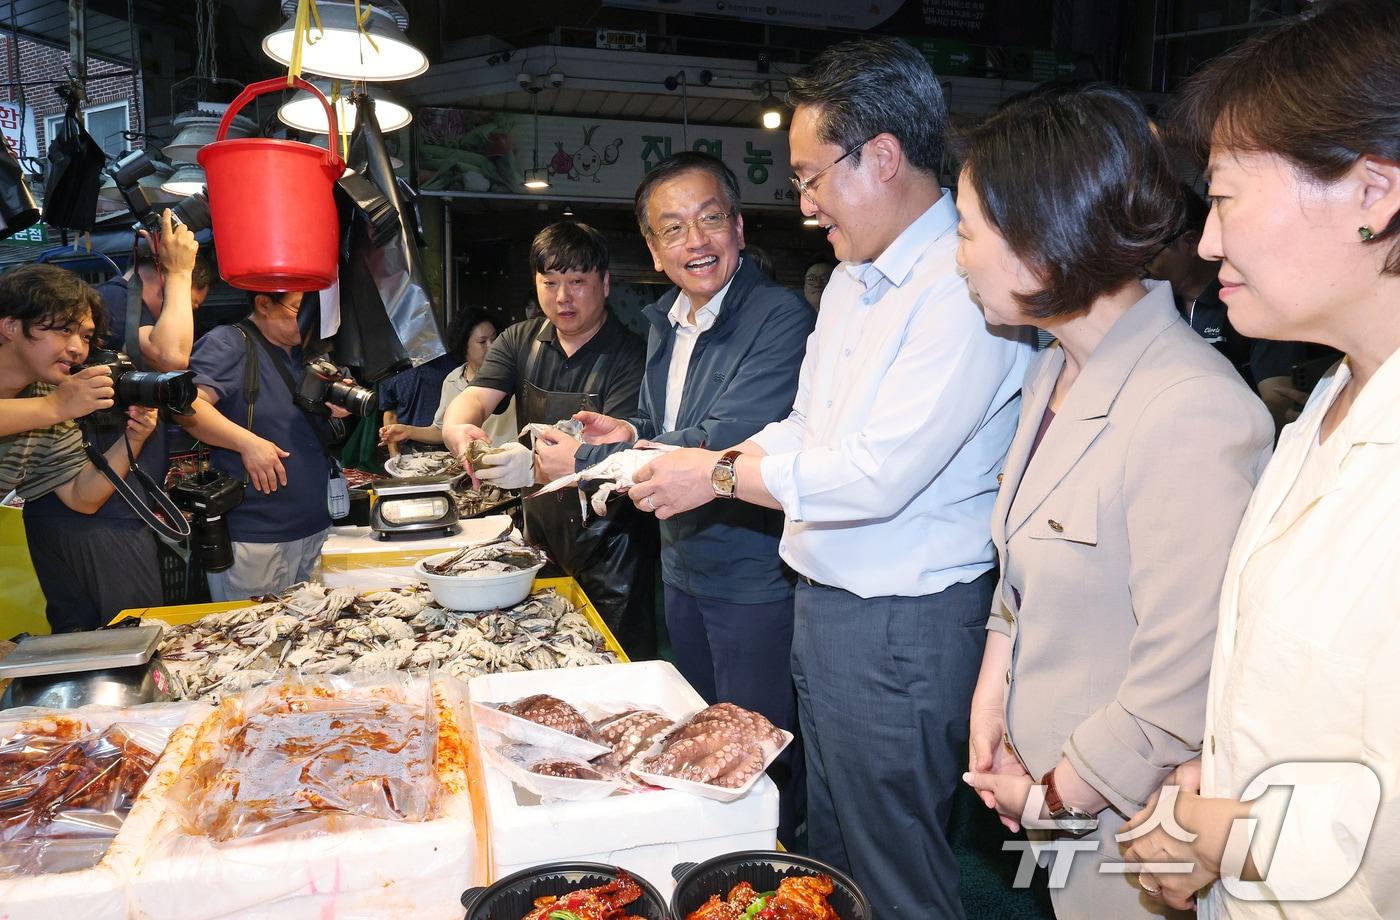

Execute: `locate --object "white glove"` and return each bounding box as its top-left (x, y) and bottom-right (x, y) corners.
top-left (473, 441), bottom-right (535, 489)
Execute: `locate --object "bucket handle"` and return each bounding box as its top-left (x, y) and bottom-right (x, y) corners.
top-left (215, 77), bottom-right (342, 169)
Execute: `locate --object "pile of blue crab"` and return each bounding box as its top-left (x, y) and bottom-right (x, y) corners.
top-left (146, 582), bottom-right (618, 701)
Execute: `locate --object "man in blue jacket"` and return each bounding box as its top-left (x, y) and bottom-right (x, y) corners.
top-left (560, 152), bottom-right (814, 839)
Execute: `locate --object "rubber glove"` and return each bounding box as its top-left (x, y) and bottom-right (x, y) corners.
top-left (474, 441), bottom-right (535, 489)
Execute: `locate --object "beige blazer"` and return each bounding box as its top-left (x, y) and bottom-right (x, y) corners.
top-left (990, 282), bottom-right (1273, 816)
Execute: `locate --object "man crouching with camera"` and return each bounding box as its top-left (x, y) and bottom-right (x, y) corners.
top-left (0, 264), bottom-right (161, 630)
top-left (177, 290), bottom-right (356, 602)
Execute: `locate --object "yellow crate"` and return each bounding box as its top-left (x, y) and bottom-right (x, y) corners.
top-left (0, 506), bottom-right (50, 638)
top-left (112, 577), bottom-right (628, 661)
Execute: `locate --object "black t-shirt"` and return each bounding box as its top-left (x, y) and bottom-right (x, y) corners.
top-left (473, 312), bottom-right (645, 424)
top-left (1182, 279), bottom-right (1253, 381)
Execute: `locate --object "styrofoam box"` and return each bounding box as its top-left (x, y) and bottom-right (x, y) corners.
top-left (0, 701), bottom-right (210, 920)
top-left (126, 677), bottom-right (486, 920)
top-left (469, 661), bottom-right (779, 898)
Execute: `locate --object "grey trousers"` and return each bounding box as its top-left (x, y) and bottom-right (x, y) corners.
top-left (206, 529), bottom-right (330, 602)
top-left (792, 572), bottom-right (995, 918)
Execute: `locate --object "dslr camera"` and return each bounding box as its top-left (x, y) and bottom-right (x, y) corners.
top-left (294, 357), bottom-right (375, 418)
top-left (79, 348), bottom-right (198, 427)
top-left (169, 469), bottom-right (244, 572)
top-left (107, 149), bottom-right (212, 235)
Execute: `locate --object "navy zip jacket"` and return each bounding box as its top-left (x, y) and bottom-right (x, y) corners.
top-left (621, 258), bottom-right (814, 603)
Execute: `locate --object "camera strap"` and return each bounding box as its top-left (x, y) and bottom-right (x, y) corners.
top-left (235, 319), bottom-right (342, 456)
top-left (124, 258), bottom-right (145, 368)
top-left (77, 419), bottom-right (192, 544)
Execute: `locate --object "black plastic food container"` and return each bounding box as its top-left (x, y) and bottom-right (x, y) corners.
top-left (670, 850), bottom-right (873, 920)
top-left (460, 861), bottom-right (669, 920)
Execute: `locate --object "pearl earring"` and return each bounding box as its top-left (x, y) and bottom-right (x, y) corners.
top-left (1359, 226), bottom-right (1375, 241)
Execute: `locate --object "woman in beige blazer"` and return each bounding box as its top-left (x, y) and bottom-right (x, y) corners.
top-left (956, 84), bottom-right (1274, 918)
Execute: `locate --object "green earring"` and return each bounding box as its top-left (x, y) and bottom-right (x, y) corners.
top-left (1359, 226), bottom-right (1375, 241)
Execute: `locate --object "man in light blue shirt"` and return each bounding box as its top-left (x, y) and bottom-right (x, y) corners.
top-left (628, 37), bottom-right (1032, 917)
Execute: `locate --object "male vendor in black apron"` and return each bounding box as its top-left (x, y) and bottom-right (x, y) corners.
top-left (441, 222), bottom-right (655, 657)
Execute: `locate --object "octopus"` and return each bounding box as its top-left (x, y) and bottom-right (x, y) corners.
top-left (527, 759), bottom-right (608, 780)
top-left (499, 694), bottom-right (603, 744)
top-left (643, 703), bottom-right (786, 789)
top-left (521, 869), bottom-right (646, 920)
top-left (685, 875), bottom-right (839, 920)
top-left (591, 709), bottom-right (675, 770)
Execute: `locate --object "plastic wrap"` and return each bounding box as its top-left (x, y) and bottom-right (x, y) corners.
top-left (129, 673), bottom-right (488, 920)
top-left (0, 702), bottom-right (209, 920)
top-left (0, 706), bottom-right (192, 878)
top-left (482, 740), bottom-right (626, 803)
top-left (469, 663), bottom-right (780, 898)
top-left (166, 671), bottom-right (440, 841)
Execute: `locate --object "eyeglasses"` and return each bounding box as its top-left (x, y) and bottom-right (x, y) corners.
top-left (789, 136), bottom-right (875, 201)
top-left (649, 210), bottom-right (733, 247)
top-left (270, 295), bottom-right (301, 315)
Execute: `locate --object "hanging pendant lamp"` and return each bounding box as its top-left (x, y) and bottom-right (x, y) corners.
top-left (262, 0), bottom-right (428, 83)
top-left (279, 79), bottom-right (412, 134)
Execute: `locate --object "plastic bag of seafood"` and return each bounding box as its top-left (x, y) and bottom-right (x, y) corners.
top-left (469, 663), bottom-right (778, 898)
top-left (0, 701), bottom-right (209, 920)
top-left (535, 444), bottom-right (681, 517)
top-left (127, 672), bottom-right (488, 920)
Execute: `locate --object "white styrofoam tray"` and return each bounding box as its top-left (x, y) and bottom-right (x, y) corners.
top-left (468, 662), bottom-right (779, 897)
top-left (126, 677), bottom-right (485, 920)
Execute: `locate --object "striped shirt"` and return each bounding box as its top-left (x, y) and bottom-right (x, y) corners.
top-left (0, 384), bottom-right (89, 500)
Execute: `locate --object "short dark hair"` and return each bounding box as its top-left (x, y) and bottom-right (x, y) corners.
top-left (786, 36), bottom-right (947, 174)
top-left (137, 243), bottom-right (215, 289)
top-left (1170, 0), bottom-right (1400, 274)
top-left (633, 152), bottom-right (742, 235)
top-left (190, 255), bottom-right (214, 289)
top-left (1177, 183), bottom-right (1210, 235)
top-left (0, 263), bottom-right (108, 341)
top-left (958, 83), bottom-right (1182, 320)
top-left (529, 221), bottom-right (609, 276)
top-left (444, 306), bottom-right (500, 361)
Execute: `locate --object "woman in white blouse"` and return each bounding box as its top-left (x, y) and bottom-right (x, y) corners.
top-left (1123, 1), bottom-right (1400, 916)
top-left (379, 307), bottom-right (518, 449)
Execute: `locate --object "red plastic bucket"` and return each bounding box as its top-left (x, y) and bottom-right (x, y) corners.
top-left (198, 77), bottom-right (345, 292)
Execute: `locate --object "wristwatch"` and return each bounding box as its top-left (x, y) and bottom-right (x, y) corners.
top-left (710, 450), bottom-right (742, 499)
top-left (1041, 767), bottom-right (1098, 836)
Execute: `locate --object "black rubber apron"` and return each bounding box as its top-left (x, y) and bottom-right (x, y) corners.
top-left (518, 333), bottom-right (657, 659)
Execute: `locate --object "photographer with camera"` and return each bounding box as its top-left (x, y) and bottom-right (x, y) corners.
top-left (178, 290), bottom-right (365, 602)
top-left (1, 264), bottom-right (165, 632)
top-left (23, 208), bottom-right (211, 630)
top-left (97, 208), bottom-right (212, 373)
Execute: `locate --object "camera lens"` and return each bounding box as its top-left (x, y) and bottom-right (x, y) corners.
top-left (114, 369), bottom-right (198, 416)
top-left (171, 192), bottom-right (211, 235)
top-left (188, 512), bottom-right (235, 571)
top-left (325, 380), bottom-right (376, 417)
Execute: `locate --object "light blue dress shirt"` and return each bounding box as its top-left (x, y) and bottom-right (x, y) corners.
top-left (751, 192), bottom-right (1032, 598)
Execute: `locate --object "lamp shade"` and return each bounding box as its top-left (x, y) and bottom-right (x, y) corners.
top-left (100, 160), bottom-right (179, 202)
top-left (164, 108), bottom-right (258, 164)
top-left (161, 163), bottom-right (207, 197)
top-left (279, 80), bottom-right (412, 134)
top-left (262, 0), bottom-right (428, 82)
